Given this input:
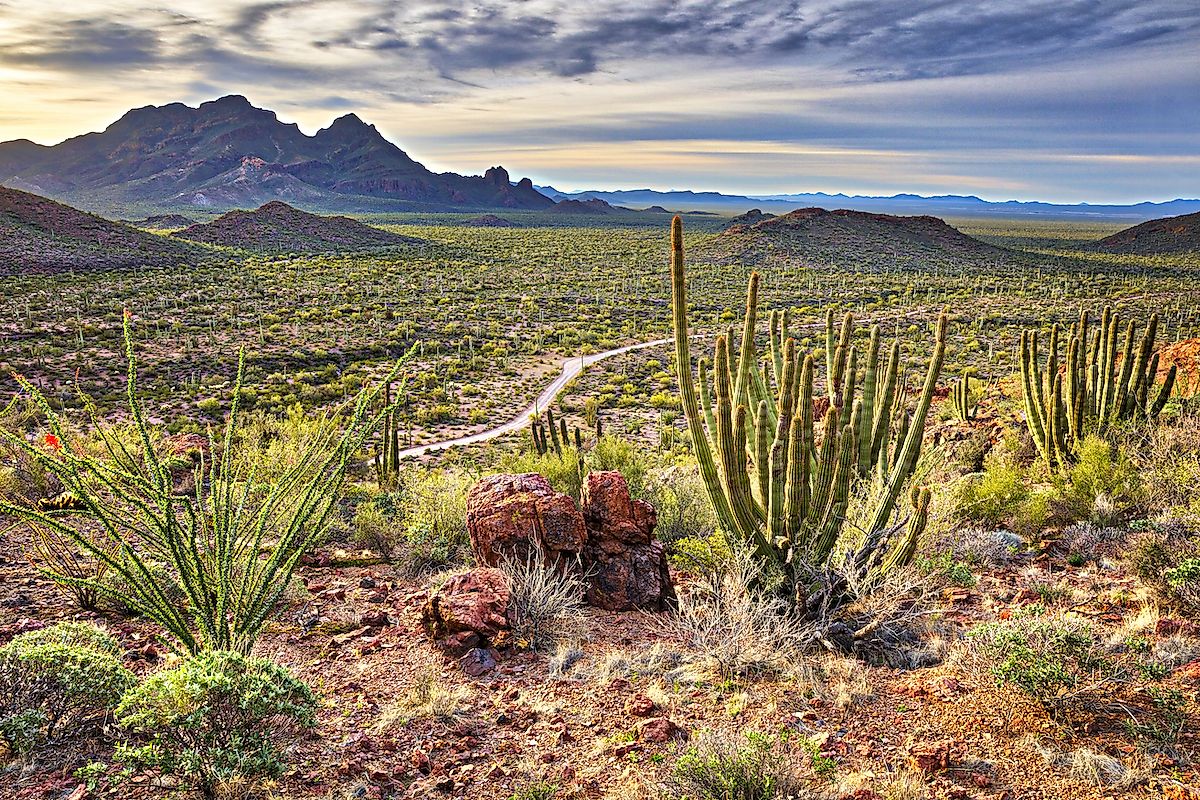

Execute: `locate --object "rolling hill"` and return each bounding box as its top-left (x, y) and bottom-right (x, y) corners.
top-left (0, 186), bottom-right (196, 274)
top-left (171, 201), bottom-right (423, 252)
top-left (0, 95), bottom-right (553, 213)
top-left (1089, 211), bottom-right (1200, 254)
top-left (696, 207), bottom-right (1013, 271)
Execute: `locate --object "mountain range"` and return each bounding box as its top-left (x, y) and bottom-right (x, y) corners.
top-left (1, 94), bottom-right (1195, 223)
top-left (0, 95), bottom-right (552, 214)
top-left (538, 187), bottom-right (1200, 223)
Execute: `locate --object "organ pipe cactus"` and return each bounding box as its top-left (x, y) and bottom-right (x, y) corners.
top-left (373, 378), bottom-right (403, 487)
top-left (668, 217), bottom-right (947, 611)
top-left (1021, 306), bottom-right (1177, 469)
top-left (950, 374), bottom-right (977, 423)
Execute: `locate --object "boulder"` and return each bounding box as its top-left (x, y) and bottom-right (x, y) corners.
top-left (466, 473), bottom-right (587, 567)
top-left (581, 472), bottom-right (676, 611)
top-left (421, 568), bottom-right (510, 655)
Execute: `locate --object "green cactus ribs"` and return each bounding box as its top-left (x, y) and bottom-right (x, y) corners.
top-left (669, 215), bottom-right (948, 617)
top-left (1020, 306), bottom-right (1177, 469)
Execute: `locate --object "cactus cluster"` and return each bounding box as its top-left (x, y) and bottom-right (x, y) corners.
top-left (669, 217), bottom-right (946, 610)
top-left (1020, 306), bottom-right (1177, 468)
top-left (530, 406), bottom-right (584, 456)
top-left (373, 377), bottom-right (403, 486)
top-left (950, 374), bottom-right (978, 423)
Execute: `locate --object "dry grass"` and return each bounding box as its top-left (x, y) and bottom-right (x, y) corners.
top-left (500, 548), bottom-right (590, 652)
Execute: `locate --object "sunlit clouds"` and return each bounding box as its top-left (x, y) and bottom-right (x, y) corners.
top-left (0, 0), bottom-right (1197, 202)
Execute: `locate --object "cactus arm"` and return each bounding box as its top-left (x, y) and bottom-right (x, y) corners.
top-left (697, 357), bottom-right (717, 437)
top-left (1150, 364), bottom-right (1177, 419)
top-left (668, 216), bottom-right (742, 542)
top-left (863, 310), bottom-right (947, 536)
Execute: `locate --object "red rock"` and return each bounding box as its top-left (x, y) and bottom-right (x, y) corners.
top-left (460, 647), bottom-right (499, 677)
top-left (637, 717), bottom-right (684, 743)
top-left (907, 741), bottom-right (955, 773)
top-left (466, 473), bottom-right (587, 566)
top-left (626, 693), bottom-right (656, 717)
top-left (421, 568), bottom-right (510, 652)
top-left (412, 749), bottom-right (431, 775)
top-left (581, 472), bottom-right (676, 611)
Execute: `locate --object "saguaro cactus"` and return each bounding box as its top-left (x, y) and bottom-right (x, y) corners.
top-left (669, 217), bottom-right (947, 611)
top-left (1021, 306), bottom-right (1177, 468)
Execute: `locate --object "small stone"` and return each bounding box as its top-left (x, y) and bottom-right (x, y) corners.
top-left (460, 647), bottom-right (499, 677)
top-left (360, 576), bottom-right (377, 589)
top-left (625, 693), bottom-right (656, 717)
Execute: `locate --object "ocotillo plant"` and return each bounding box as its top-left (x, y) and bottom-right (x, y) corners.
top-left (1021, 306), bottom-right (1177, 469)
top-left (950, 374), bottom-right (977, 422)
top-left (669, 217), bottom-right (947, 614)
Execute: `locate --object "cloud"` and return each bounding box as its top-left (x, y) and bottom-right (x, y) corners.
top-left (0, 0), bottom-right (1195, 202)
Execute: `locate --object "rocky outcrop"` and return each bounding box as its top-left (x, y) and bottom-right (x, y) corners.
top-left (463, 471), bottom-right (675, 613)
top-left (420, 568), bottom-right (510, 657)
top-left (466, 474), bottom-right (588, 568)
top-left (581, 472), bottom-right (676, 612)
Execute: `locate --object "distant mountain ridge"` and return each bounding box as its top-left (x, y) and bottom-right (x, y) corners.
top-left (0, 95), bottom-right (553, 213)
top-left (538, 186), bottom-right (1200, 223)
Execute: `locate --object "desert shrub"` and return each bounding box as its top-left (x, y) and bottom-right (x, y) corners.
top-left (350, 492), bottom-right (397, 559)
top-left (500, 550), bottom-right (588, 651)
top-left (585, 435), bottom-right (649, 498)
top-left (397, 468), bottom-right (471, 574)
top-left (667, 730), bottom-right (819, 800)
top-left (953, 451), bottom-right (1029, 526)
top-left (0, 398), bottom-right (60, 504)
top-left (924, 526), bottom-right (1020, 567)
top-left (115, 650), bottom-right (316, 800)
top-left (1054, 436), bottom-right (1141, 525)
top-left (0, 318), bottom-right (404, 655)
top-left (669, 530), bottom-right (736, 576)
top-left (960, 609), bottom-right (1118, 707)
top-left (665, 549), bottom-right (814, 679)
top-left (509, 780), bottom-right (560, 800)
top-left (645, 464), bottom-right (718, 544)
top-left (0, 622), bottom-right (135, 753)
top-left (1126, 523), bottom-right (1200, 614)
top-left (499, 448), bottom-right (583, 501)
top-left (1128, 415), bottom-right (1200, 525)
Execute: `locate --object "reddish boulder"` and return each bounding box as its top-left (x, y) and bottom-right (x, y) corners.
top-left (581, 472), bottom-right (676, 611)
top-left (466, 473), bottom-right (587, 567)
top-left (421, 568), bottom-right (510, 654)
top-left (637, 716), bottom-right (685, 743)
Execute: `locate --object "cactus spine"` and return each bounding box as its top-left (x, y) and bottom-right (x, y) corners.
top-left (669, 217), bottom-right (947, 603)
top-left (1021, 306), bottom-right (1177, 469)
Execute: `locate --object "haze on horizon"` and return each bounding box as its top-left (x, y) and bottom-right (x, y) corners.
top-left (0, 0), bottom-right (1197, 205)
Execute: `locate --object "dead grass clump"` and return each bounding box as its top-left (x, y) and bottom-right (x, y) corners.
top-left (500, 549), bottom-right (589, 652)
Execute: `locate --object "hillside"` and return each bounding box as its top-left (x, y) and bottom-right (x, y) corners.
top-left (0, 95), bottom-right (553, 213)
top-left (171, 201), bottom-right (422, 252)
top-left (697, 207), bottom-right (1013, 271)
top-left (1090, 211), bottom-right (1200, 254)
top-left (0, 186), bottom-right (196, 274)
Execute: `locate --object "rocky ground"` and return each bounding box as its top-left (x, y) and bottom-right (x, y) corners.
top-left (2, 473), bottom-right (1199, 800)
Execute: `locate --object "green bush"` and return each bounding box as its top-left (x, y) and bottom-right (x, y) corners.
top-left (1056, 436), bottom-right (1141, 524)
top-left (954, 451), bottom-right (1029, 526)
top-left (964, 610), bottom-right (1112, 706)
top-left (115, 650), bottom-right (316, 799)
top-left (398, 469), bottom-right (471, 573)
top-left (585, 435), bottom-right (648, 498)
top-left (0, 622), bottom-right (135, 753)
top-left (1126, 524), bottom-right (1200, 614)
top-left (668, 730), bottom-right (814, 800)
top-left (499, 447), bottom-right (584, 501)
top-left (645, 464), bottom-right (718, 544)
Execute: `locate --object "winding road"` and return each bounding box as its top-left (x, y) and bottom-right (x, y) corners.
top-left (394, 337), bottom-right (677, 460)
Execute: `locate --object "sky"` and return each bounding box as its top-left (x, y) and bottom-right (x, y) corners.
top-left (0, 0), bottom-right (1198, 203)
